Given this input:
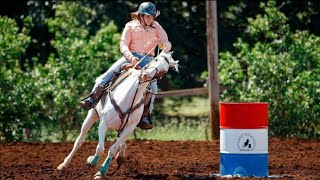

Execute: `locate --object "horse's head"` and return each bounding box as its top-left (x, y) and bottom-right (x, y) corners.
top-left (140, 51), bottom-right (179, 82)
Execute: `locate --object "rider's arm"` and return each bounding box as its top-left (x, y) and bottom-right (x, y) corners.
top-left (120, 24), bottom-right (134, 61)
top-left (155, 22), bottom-right (172, 52)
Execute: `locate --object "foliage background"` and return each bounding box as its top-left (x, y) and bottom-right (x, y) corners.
top-left (0, 0), bottom-right (319, 141)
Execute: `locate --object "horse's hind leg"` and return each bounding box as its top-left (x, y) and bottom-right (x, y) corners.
top-left (93, 125), bottom-right (135, 179)
top-left (115, 142), bottom-right (126, 169)
top-left (57, 109), bottom-right (99, 170)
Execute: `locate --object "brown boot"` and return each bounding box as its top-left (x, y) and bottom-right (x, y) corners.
top-left (80, 99), bottom-right (93, 110)
top-left (80, 85), bottom-right (105, 110)
top-left (137, 105), bottom-right (153, 130)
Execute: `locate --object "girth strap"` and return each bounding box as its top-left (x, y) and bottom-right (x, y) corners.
top-left (108, 90), bottom-right (146, 132)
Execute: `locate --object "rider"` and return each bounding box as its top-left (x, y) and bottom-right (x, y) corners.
top-left (80, 2), bottom-right (172, 130)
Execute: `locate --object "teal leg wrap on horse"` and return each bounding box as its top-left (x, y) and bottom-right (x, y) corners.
top-left (89, 155), bottom-right (100, 166)
top-left (99, 157), bottom-right (112, 174)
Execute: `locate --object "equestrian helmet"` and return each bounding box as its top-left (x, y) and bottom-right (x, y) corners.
top-left (137, 2), bottom-right (157, 17)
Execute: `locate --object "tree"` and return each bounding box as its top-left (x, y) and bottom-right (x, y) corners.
top-left (0, 16), bottom-right (41, 141)
top-left (219, 1), bottom-right (320, 138)
top-left (0, 2), bottom-right (122, 141)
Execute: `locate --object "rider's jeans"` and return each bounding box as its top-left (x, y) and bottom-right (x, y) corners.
top-left (90, 53), bottom-right (157, 113)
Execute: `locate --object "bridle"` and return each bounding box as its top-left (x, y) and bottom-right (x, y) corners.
top-left (138, 54), bottom-right (170, 83)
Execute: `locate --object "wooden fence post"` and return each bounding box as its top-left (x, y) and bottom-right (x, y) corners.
top-left (206, 0), bottom-right (220, 140)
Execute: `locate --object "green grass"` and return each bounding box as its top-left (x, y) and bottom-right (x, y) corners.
top-left (130, 96), bottom-right (210, 141)
top-left (161, 96), bottom-right (209, 116)
top-left (36, 96), bottom-right (210, 142)
top-left (131, 118), bottom-right (209, 141)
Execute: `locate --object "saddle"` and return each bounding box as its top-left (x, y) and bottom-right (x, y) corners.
top-left (107, 63), bottom-right (141, 91)
top-left (107, 62), bottom-right (151, 106)
top-left (80, 63), bottom-right (145, 110)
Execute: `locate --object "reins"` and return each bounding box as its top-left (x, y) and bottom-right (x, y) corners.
top-left (133, 43), bottom-right (158, 70)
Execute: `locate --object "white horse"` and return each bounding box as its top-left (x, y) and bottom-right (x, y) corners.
top-left (57, 51), bottom-right (179, 179)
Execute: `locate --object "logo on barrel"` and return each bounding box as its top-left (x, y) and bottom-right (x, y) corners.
top-left (237, 132), bottom-right (256, 151)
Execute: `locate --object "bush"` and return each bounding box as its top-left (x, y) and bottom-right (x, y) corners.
top-left (0, 2), bottom-right (122, 142)
top-left (0, 16), bottom-right (41, 141)
top-left (219, 1), bottom-right (320, 138)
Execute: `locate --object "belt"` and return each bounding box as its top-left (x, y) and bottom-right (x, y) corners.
top-left (133, 52), bottom-right (154, 57)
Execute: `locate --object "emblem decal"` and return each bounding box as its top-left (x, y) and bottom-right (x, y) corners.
top-left (237, 132), bottom-right (256, 152)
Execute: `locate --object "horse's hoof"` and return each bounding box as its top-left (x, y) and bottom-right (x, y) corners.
top-left (57, 163), bottom-right (66, 171)
top-left (93, 171), bottom-right (104, 179)
top-left (87, 155), bottom-right (100, 166)
top-left (115, 155), bottom-right (125, 170)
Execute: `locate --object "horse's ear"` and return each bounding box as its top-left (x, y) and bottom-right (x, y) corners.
top-left (160, 50), bottom-right (167, 55)
top-left (167, 51), bottom-right (174, 56)
top-left (172, 60), bottom-right (179, 72)
top-left (161, 50), bottom-right (174, 56)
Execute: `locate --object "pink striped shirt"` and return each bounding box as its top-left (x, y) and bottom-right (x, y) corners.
top-left (120, 20), bottom-right (172, 61)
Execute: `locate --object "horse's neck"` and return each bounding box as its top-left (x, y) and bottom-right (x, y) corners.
top-left (112, 70), bottom-right (149, 108)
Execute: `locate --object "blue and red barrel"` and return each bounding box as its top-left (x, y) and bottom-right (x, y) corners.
top-left (220, 102), bottom-right (268, 177)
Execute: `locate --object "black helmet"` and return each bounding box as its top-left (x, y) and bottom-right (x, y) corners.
top-left (137, 2), bottom-right (157, 17)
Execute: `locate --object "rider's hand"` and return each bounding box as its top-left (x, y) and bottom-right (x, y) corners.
top-left (156, 39), bottom-right (166, 50)
top-left (131, 56), bottom-right (140, 65)
top-left (152, 37), bottom-right (166, 49)
top-left (158, 41), bottom-right (166, 49)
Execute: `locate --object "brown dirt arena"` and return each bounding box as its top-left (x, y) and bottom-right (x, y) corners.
top-left (0, 137), bottom-right (319, 180)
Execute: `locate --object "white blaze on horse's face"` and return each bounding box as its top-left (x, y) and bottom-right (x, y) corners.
top-left (141, 57), bottom-right (168, 81)
top-left (141, 70), bottom-right (154, 81)
top-left (159, 51), bottom-right (179, 72)
top-left (141, 51), bottom-right (179, 82)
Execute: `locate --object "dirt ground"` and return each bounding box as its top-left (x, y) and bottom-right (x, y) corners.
top-left (0, 137), bottom-right (319, 180)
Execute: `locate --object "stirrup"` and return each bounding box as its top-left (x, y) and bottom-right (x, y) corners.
top-left (137, 116), bottom-right (153, 130)
top-left (80, 99), bottom-right (94, 110)
top-left (80, 85), bottom-right (104, 110)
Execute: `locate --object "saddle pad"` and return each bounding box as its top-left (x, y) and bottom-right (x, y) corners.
top-left (109, 70), bottom-right (132, 91)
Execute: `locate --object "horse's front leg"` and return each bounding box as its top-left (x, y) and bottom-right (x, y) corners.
top-left (87, 115), bottom-right (109, 167)
top-left (93, 124), bottom-right (136, 179)
top-left (57, 109), bottom-right (99, 170)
